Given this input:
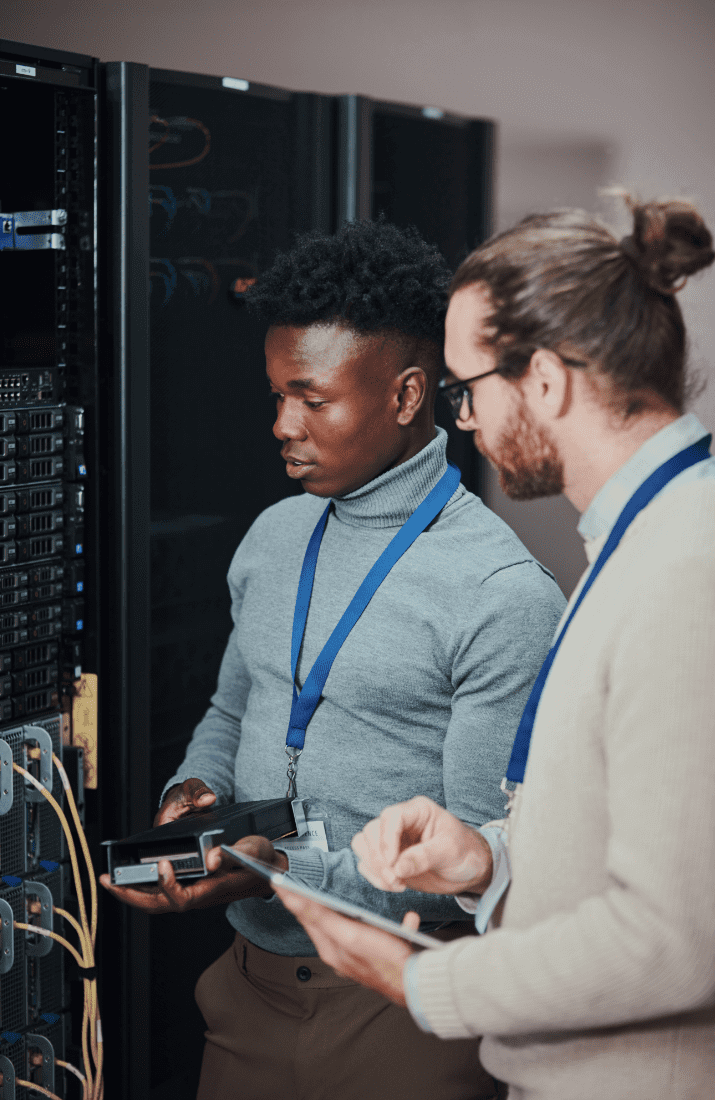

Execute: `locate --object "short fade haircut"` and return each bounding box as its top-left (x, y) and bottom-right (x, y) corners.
top-left (246, 219), bottom-right (451, 374)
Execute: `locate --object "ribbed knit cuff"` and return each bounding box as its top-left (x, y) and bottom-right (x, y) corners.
top-left (412, 939), bottom-right (476, 1039)
top-left (275, 847), bottom-right (326, 890)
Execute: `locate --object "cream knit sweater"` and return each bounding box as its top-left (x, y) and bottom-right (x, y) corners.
top-left (412, 478), bottom-right (715, 1100)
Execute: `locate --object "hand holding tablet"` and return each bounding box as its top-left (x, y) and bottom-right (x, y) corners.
top-left (220, 844), bottom-right (443, 950)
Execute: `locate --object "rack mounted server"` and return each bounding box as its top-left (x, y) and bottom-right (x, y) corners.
top-left (0, 37), bottom-right (99, 1096)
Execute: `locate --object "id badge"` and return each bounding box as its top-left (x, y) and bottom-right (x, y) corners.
top-left (279, 817), bottom-right (330, 853)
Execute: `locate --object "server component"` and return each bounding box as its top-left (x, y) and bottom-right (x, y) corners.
top-left (0, 1035), bottom-right (25, 1098)
top-left (23, 718), bottom-right (64, 871)
top-left (0, 371), bottom-right (58, 408)
top-left (104, 798), bottom-right (307, 885)
top-left (0, 883), bottom-right (26, 1033)
top-left (25, 1018), bottom-right (66, 1099)
top-left (1, 38), bottom-right (100, 1097)
top-left (24, 867), bottom-right (65, 1026)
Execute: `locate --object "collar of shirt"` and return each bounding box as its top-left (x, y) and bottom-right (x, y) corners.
top-left (578, 413), bottom-right (713, 563)
top-left (331, 425), bottom-right (453, 529)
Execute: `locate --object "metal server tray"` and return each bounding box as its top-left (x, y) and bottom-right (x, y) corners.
top-left (102, 798), bottom-right (307, 886)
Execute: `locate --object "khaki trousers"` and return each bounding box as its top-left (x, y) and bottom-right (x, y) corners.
top-left (195, 930), bottom-right (501, 1100)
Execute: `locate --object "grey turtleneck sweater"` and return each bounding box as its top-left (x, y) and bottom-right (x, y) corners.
top-left (163, 428), bottom-right (565, 955)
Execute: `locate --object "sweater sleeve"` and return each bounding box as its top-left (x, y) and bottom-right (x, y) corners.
top-left (443, 560), bottom-right (565, 826)
top-left (160, 550), bottom-right (252, 807)
top-left (411, 555), bottom-right (715, 1038)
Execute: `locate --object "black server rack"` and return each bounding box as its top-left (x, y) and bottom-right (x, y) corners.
top-left (0, 37), bottom-right (98, 1098)
top-left (4, 38), bottom-right (495, 1099)
top-left (101, 67), bottom-right (493, 1100)
top-left (100, 62), bottom-right (338, 1099)
top-left (103, 68), bottom-right (495, 1100)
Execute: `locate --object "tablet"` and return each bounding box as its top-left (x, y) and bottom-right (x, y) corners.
top-left (220, 845), bottom-right (443, 950)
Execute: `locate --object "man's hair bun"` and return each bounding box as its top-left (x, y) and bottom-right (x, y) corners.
top-left (623, 196), bottom-right (715, 294)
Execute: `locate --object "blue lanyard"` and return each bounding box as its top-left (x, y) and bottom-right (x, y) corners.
top-left (285, 461), bottom-right (461, 789)
top-left (506, 433), bottom-right (712, 783)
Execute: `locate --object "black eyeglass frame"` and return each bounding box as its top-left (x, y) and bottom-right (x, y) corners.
top-left (438, 355), bottom-right (588, 420)
top-left (438, 368), bottom-right (503, 419)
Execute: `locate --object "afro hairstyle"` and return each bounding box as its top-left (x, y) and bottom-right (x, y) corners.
top-left (245, 218), bottom-right (450, 348)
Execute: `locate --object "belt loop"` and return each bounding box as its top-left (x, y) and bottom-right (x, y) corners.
top-left (242, 942), bottom-right (247, 973)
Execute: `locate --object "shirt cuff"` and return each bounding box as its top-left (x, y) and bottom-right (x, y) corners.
top-left (403, 953), bottom-right (434, 1033)
top-left (455, 825), bottom-right (511, 934)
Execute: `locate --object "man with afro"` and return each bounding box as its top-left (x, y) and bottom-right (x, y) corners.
top-left (106, 220), bottom-right (564, 1099)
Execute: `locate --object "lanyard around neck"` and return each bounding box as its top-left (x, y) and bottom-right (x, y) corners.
top-left (506, 433), bottom-right (712, 784)
top-left (284, 461), bottom-right (461, 795)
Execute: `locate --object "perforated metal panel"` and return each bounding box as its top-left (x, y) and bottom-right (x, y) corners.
top-left (25, 716), bottom-right (64, 869)
top-left (26, 1011), bottom-right (67, 1097)
top-left (25, 867), bottom-right (65, 1026)
top-left (0, 727), bottom-right (28, 874)
top-left (0, 884), bottom-right (26, 1032)
top-left (0, 1033), bottom-right (25, 1093)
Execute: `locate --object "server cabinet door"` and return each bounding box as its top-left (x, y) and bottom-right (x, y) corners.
top-left (337, 95), bottom-right (495, 497)
top-left (147, 74), bottom-right (332, 798)
top-left (104, 61), bottom-right (334, 1100)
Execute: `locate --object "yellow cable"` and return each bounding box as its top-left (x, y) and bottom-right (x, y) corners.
top-left (13, 758), bottom-right (102, 1097)
top-left (90, 987), bottom-right (103, 1099)
top-left (55, 906), bottom-right (89, 964)
top-left (88, 979), bottom-right (98, 1073)
top-left (53, 754), bottom-right (98, 951)
top-left (15, 1081), bottom-right (62, 1100)
top-left (57, 1057), bottom-right (88, 1100)
top-left (81, 977), bottom-right (93, 1100)
top-left (51, 754), bottom-right (103, 1099)
top-left (12, 763), bottom-right (91, 961)
top-left (13, 921), bottom-right (86, 970)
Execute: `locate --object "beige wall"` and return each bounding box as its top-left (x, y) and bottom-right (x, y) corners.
top-left (5, 0), bottom-right (714, 593)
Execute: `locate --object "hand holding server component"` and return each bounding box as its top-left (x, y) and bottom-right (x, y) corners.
top-left (103, 798), bottom-right (307, 886)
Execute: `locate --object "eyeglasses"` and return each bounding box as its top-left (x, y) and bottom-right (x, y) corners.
top-left (439, 355), bottom-right (589, 421)
top-left (438, 368), bottom-right (502, 420)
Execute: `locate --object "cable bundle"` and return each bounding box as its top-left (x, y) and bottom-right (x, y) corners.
top-left (11, 751), bottom-right (102, 1100)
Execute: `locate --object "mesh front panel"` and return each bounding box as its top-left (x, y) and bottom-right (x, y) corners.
top-left (0, 884), bottom-right (26, 1032)
top-left (27, 716), bottom-right (64, 869)
top-left (25, 866), bottom-right (65, 1025)
top-left (26, 1012), bottom-right (67, 1097)
top-left (0, 727), bottom-right (28, 874)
